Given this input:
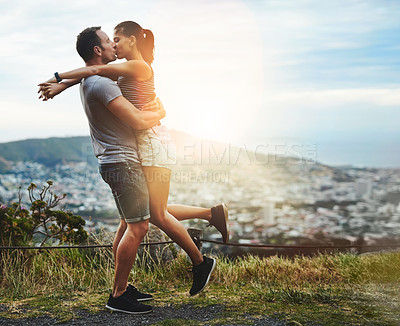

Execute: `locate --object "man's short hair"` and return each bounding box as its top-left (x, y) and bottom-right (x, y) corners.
top-left (76, 26), bottom-right (103, 62)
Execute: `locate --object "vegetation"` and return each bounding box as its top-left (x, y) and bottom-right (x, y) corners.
top-left (0, 181), bottom-right (88, 246)
top-left (0, 247), bottom-right (399, 325)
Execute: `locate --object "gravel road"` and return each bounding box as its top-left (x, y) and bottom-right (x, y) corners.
top-left (0, 303), bottom-right (290, 325)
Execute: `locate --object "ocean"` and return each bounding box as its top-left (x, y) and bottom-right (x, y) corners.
top-left (237, 137), bottom-right (400, 169)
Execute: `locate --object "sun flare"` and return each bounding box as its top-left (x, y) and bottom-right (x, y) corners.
top-left (147, 0), bottom-right (265, 142)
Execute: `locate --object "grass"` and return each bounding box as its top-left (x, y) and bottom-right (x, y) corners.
top-left (0, 247), bottom-right (399, 325)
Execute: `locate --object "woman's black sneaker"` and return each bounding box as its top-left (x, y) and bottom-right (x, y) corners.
top-left (126, 284), bottom-right (153, 302)
top-left (106, 290), bottom-right (153, 314)
top-left (189, 256), bottom-right (216, 296)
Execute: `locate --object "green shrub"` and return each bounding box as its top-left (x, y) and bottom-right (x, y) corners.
top-left (0, 181), bottom-right (88, 246)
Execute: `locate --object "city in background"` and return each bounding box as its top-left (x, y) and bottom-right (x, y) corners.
top-left (1, 134), bottom-right (399, 257)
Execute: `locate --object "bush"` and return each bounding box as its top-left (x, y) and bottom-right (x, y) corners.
top-left (0, 181), bottom-right (88, 246)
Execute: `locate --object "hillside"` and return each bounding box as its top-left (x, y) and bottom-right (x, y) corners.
top-left (0, 131), bottom-right (234, 171)
top-left (0, 132), bottom-right (351, 182)
top-left (0, 136), bottom-right (94, 172)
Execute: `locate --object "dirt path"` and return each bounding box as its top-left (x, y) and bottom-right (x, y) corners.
top-left (0, 304), bottom-right (290, 325)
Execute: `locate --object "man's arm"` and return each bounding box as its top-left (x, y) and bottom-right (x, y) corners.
top-left (107, 96), bottom-right (165, 130)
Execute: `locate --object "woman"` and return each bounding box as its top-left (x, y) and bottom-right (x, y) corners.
top-left (39, 21), bottom-right (229, 294)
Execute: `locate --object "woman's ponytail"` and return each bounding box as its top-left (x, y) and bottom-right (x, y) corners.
top-left (141, 29), bottom-right (154, 65)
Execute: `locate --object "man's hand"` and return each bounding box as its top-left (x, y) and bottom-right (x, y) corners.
top-left (140, 98), bottom-right (165, 126)
top-left (141, 97), bottom-right (164, 113)
top-left (157, 98), bottom-right (166, 120)
top-left (38, 82), bottom-right (67, 101)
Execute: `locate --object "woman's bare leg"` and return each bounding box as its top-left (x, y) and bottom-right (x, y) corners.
top-left (142, 166), bottom-right (203, 265)
top-left (167, 204), bottom-right (211, 222)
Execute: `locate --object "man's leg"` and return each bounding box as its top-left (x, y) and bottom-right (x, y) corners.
top-left (100, 162), bottom-right (153, 313)
top-left (113, 219), bottom-right (127, 259)
top-left (112, 219), bottom-right (149, 298)
top-left (106, 218), bottom-right (152, 314)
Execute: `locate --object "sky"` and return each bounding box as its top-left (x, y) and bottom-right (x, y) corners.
top-left (0, 0), bottom-right (399, 167)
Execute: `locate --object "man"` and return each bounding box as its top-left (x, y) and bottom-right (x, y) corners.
top-left (39, 26), bottom-right (222, 314)
top-left (77, 26), bottom-right (159, 315)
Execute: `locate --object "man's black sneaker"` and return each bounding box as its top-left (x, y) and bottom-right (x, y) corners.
top-left (126, 284), bottom-right (153, 302)
top-left (189, 256), bottom-right (216, 296)
top-left (105, 290), bottom-right (153, 314)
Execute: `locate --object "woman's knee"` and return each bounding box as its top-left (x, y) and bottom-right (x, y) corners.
top-left (149, 209), bottom-right (168, 225)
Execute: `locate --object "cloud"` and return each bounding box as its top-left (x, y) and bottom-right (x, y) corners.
top-left (256, 0), bottom-right (400, 82)
top-left (252, 87), bottom-right (400, 139)
top-left (0, 96), bottom-right (88, 143)
top-left (1, 0), bottom-right (400, 150)
top-left (265, 87), bottom-right (400, 108)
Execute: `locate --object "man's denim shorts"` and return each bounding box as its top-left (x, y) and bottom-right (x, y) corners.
top-left (99, 161), bottom-right (150, 224)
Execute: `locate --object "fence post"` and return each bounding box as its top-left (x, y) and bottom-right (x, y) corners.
top-left (187, 228), bottom-right (203, 251)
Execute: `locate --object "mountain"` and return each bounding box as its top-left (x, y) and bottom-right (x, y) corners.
top-left (0, 131), bottom-right (227, 171)
top-left (0, 132), bottom-right (351, 182)
top-left (0, 136), bottom-right (95, 172)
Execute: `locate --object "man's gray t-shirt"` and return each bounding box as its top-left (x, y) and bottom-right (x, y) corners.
top-left (80, 75), bottom-right (140, 164)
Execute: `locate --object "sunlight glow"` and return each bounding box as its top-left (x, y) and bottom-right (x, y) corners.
top-left (146, 0), bottom-right (265, 142)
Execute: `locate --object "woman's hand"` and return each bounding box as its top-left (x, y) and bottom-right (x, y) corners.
top-left (38, 82), bottom-right (68, 101)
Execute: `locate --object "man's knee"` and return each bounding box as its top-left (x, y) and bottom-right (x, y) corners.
top-left (128, 219), bottom-right (149, 237)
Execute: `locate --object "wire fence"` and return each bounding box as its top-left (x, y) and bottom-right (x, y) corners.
top-left (1, 237), bottom-right (400, 251)
top-left (199, 239), bottom-right (400, 249)
top-left (0, 241), bottom-right (172, 250)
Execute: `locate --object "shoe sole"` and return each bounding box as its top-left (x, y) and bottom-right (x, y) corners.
top-left (217, 203), bottom-right (229, 243)
top-left (222, 203), bottom-right (229, 243)
top-left (137, 297), bottom-right (153, 302)
top-left (210, 203), bottom-right (230, 243)
top-left (190, 258), bottom-right (216, 296)
top-left (105, 305), bottom-right (153, 314)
